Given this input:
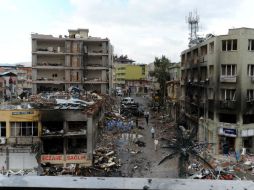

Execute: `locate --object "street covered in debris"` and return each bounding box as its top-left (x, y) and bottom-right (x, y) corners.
top-left (1, 92), bottom-right (254, 182)
top-left (68, 95), bottom-right (254, 180)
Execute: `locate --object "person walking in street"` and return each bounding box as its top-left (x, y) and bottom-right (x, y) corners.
top-left (151, 127), bottom-right (155, 138)
top-left (135, 117), bottom-right (139, 128)
top-left (154, 139), bottom-right (159, 151)
top-left (144, 111), bottom-right (150, 126)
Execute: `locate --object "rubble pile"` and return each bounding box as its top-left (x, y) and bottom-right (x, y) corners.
top-left (27, 91), bottom-right (106, 110)
top-left (185, 151), bottom-right (254, 180)
top-left (93, 149), bottom-right (121, 173)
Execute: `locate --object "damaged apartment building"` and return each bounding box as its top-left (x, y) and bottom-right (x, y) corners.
top-left (0, 94), bottom-right (104, 170)
top-left (31, 28), bottom-right (113, 95)
top-left (181, 28), bottom-right (254, 154)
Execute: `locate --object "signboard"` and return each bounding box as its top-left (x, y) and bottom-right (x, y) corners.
top-left (12, 111), bottom-right (34, 115)
top-left (219, 128), bottom-right (237, 137)
top-left (66, 154), bottom-right (86, 163)
top-left (41, 154), bottom-right (89, 165)
top-left (41, 155), bottom-right (64, 164)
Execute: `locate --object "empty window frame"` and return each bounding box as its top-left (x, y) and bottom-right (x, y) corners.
top-left (248, 39), bottom-right (254, 51)
top-left (221, 65), bottom-right (236, 76)
top-left (247, 89), bottom-right (254, 101)
top-left (0, 122), bottom-right (6, 137)
top-left (222, 39), bottom-right (237, 51)
top-left (209, 42), bottom-right (214, 54)
top-left (221, 89), bottom-right (236, 101)
top-left (247, 65), bottom-right (254, 76)
top-left (10, 122), bottom-right (38, 137)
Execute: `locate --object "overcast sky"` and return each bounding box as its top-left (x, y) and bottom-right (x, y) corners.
top-left (0, 0), bottom-right (253, 65)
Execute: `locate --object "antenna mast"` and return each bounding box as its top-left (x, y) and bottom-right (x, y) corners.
top-left (187, 11), bottom-right (200, 47)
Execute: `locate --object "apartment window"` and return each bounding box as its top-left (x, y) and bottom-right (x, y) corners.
top-left (0, 122), bottom-right (6, 137)
top-left (10, 122), bottom-right (38, 137)
top-left (222, 39), bottom-right (237, 51)
top-left (221, 89), bottom-right (236, 101)
top-left (221, 65), bottom-right (236, 76)
top-left (209, 42), bottom-right (214, 54)
top-left (248, 39), bottom-right (254, 51)
top-left (247, 89), bottom-right (254, 100)
top-left (247, 65), bottom-right (254, 76)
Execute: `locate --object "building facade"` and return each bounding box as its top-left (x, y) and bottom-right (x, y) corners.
top-left (0, 65), bottom-right (32, 100)
top-left (181, 28), bottom-right (254, 154)
top-left (0, 102), bottom-right (104, 170)
top-left (32, 29), bottom-right (113, 95)
top-left (166, 63), bottom-right (181, 122)
top-left (115, 62), bottom-right (148, 94)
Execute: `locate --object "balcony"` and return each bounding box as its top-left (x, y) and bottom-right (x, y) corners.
top-left (220, 75), bottom-right (237, 83)
top-left (87, 49), bottom-right (108, 56)
top-left (34, 78), bottom-right (65, 84)
top-left (34, 62), bottom-right (65, 69)
top-left (83, 78), bottom-right (108, 84)
top-left (8, 137), bottom-right (40, 145)
top-left (219, 100), bottom-right (236, 110)
top-left (246, 99), bottom-right (254, 108)
top-left (199, 55), bottom-right (207, 64)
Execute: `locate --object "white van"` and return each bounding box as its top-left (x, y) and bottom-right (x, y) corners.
top-left (121, 97), bottom-right (134, 104)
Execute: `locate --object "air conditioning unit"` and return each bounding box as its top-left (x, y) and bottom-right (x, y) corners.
top-left (0, 137), bottom-right (6, 144)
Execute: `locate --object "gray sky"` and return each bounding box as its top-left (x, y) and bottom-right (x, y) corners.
top-left (0, 0), bottom-right (253, 65)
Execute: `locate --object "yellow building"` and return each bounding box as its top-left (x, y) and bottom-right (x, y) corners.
top-left (0, 109), bottom-right (40, 170)
top-left (115, 64), bottom-right (147, 83)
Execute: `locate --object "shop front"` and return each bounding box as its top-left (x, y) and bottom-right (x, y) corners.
top-left (241, 129), bottom-right (254, 153)
top-left (218, 128), bottom-right (237, 154)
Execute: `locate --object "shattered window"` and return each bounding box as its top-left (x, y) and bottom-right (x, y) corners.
top-left (0, 122), bottom-right (6, 137)
top-left (221, 89), bottom-right (236, 101)
top-left (247, 89), bottom-right (254, 100)
top-left (10, 122), bottom-right (38, 137)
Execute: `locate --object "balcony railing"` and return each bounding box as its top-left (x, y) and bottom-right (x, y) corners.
top-left (220, 75), bottom-right (237, 83)
top-left (219, 100), bottom-right (236, 109)
top-left (250, 76), bottom-right (254, 82)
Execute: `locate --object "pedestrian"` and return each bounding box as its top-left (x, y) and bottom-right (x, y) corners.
top-left (135, 117), bottom-right (139, 128)
top-left (151, 127), bottom-right (155, 138)
top-left (154, 139), bottom-right (159, 151)
top-left (144, 111), bottom-right (150, 125)
top-left (223, 142), bottom-right (229, 157)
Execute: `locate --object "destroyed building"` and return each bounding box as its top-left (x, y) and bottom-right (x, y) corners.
top-left (31, 28), bottom-right (113, 95)
top-left (180, 28), bottom-right (254, 154)
top-left (0, 93), bottom-right (105, 170)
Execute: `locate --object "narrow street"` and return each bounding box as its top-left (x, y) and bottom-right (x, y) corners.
top-left (114, 95), bottom-right (178, 178)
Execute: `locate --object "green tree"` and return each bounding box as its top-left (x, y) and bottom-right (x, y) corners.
top-left (153, 55), bottom-right (171, 105)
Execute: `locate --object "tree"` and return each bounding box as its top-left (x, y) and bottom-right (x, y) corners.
top-left (153, 55), bottom-right (171, 105)
top-left (158, 125), bottom-right (214, 178)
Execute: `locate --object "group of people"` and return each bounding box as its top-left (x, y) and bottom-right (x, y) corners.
top-left (144, 110), bottom-right (159, 151)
